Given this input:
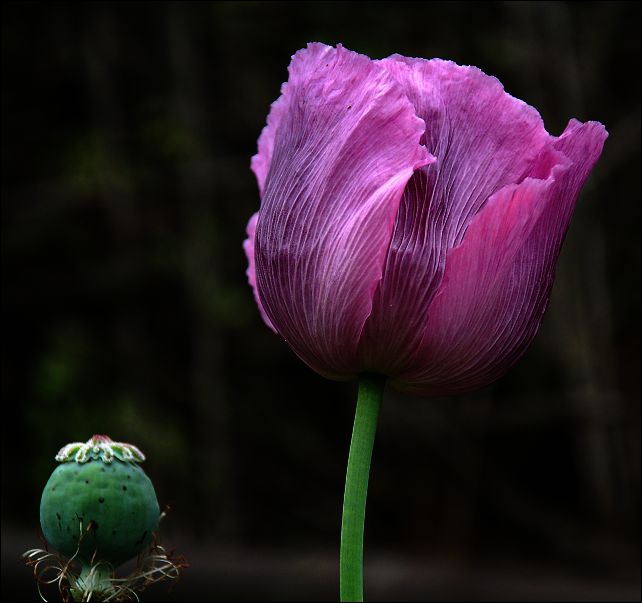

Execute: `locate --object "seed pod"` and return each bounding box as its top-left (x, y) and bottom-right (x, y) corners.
top-left (25, 435), bottom-right (184, 602)
top-left (40, 435), bottom-right (160, 567)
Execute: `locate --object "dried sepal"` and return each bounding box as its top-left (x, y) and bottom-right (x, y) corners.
top-left (24, 512), bottom-right (186, 602)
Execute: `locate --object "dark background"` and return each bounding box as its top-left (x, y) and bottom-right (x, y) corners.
top-left (2, 1), bottom-right (640, 601)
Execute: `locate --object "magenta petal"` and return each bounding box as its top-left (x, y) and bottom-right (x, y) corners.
top-left (254, 43), bottom-right (432, 379)
top-left (243, 212), bottom-right (276, 332)
top-left (359, 57), bottom-right (551, 373)
top-left (393, 120), bottom-right (607, 396)
top-left (251, 91), bottom-right (288, 198)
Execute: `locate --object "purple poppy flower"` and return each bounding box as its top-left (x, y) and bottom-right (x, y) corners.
top-left (244, 42), bottom-right (607, 396)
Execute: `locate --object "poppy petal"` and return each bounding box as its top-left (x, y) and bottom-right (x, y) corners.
top-left (254, 43), bottom-right (432, 378)
top-left (243, 212), bottom-right (276, 332)
top-left (394, 120), bottom-right (607, 395)
top-left (360, 57), bottom-right (550, 374)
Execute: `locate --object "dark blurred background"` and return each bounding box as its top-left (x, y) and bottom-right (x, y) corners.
top-left (2, 1), bottom-right (640, 601)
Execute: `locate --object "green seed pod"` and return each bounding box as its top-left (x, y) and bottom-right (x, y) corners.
top-left (40, 435), bottom-right (160, 568)
top-left (25, 435), bottom-right (183, 601)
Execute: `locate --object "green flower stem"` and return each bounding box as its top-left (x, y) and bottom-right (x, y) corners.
top-left (72, 562), bottom-right (112, 601)
top-left (340, 374), bottom-right (385, 602)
